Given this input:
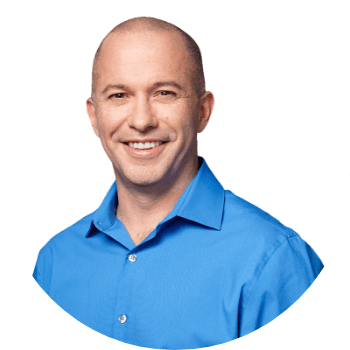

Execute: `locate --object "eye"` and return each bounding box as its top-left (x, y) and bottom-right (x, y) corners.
top-left (160, 91), bottom-right (176, 96)
top-left (110, 93), bottom-right (126, 99)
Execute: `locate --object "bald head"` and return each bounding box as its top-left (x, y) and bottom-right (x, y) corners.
top-left (91, 17), bottom-right (206, 100)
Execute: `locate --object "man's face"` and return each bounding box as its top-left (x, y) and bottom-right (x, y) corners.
top-left (87, 30), bottom-right (213, 189)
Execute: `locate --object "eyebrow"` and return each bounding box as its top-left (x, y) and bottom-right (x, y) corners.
top-left (101, 84), bottom-right (128, 95)
top-left (101, 81), bottom-right (183, 96)
top-left (152, 81), bottom-right (183, 90)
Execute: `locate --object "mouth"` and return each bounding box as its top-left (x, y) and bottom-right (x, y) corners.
top-left (122, 140), bottom-right (168, 158)
top-left (123, 141), bottom-right (168, 150)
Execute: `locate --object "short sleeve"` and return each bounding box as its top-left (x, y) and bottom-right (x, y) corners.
top-left (32, 244), bottom-right (53, 294)
top-left (239, 235), bottom-right (324, 337)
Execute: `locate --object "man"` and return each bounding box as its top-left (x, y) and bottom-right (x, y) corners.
top-left (33, 17), bottom-right (323, 349)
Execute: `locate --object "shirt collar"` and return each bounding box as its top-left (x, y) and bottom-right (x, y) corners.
top-left (87, 157), bottom-right (225, 237)
top-left (176, 157), bottom-right (224, 230)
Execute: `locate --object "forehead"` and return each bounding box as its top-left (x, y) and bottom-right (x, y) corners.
top-left (96, 30), bottom-right (193, 88)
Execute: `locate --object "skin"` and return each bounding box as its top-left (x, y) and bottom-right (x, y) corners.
top-left (87, 29), bottom-right (214, 245)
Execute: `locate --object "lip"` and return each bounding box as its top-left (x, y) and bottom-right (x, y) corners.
top-left (122, 141), bottom-right (168, 158)
top-left (124, 138), bottom-right (165, 143)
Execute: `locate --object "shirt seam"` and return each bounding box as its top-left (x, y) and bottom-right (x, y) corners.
top-left (242, 235), bottom-right (297, 311)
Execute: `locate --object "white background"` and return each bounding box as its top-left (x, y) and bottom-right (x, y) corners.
top-left (1, 0), bottom-right (349, 349)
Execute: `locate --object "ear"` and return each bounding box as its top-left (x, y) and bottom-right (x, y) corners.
top-left (86, 97), bottom-right (100, 138)
top-left (197, 91), bottom-right (214, 133)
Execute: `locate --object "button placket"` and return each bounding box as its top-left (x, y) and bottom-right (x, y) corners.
top-left (117, 254), bottom-right (137, 331)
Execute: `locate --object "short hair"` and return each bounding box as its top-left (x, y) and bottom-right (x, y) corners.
top-left (91, 17), bottom-right (206, 100)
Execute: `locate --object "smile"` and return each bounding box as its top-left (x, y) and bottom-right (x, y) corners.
top-left (127, 141), bottom-right (165, 150)
top-left (123, 141), bottom-right (168, 158)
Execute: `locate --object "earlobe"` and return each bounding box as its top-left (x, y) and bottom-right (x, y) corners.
top-left (198, 92), bottom-right (214, 133)
top-left (86, 97), bottom-right (100, 138)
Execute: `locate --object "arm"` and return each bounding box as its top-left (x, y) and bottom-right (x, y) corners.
top-left (239, 235), bottom-right (324, 337)
top-left (33, 244), bottom-right (53, 294)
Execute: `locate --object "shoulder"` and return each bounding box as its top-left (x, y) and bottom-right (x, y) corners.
top-left (33, 211), bottom-right (96, 293)
top-left (39, 211), bottom-right (96, 254)
top-left (220, 189), bottom-right (324, 275)
top-left (221, 189), bottom-right (323, 283)
top-left (223, 190), bottom-right (297, 245)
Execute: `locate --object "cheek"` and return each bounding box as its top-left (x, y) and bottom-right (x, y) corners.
top-left (178, 108), bottom-right (199, 136)
top-left (162, 102), bottom-right (198, 127)
top-left (174, 116), bottom-right (199, 146)
top-left (96, 108), bottom-right (125, 138)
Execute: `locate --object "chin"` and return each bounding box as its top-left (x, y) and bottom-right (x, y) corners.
top-left (120, 166), bottom-right (167, 187)
top-left (129, 174), bottom-right (157, 185)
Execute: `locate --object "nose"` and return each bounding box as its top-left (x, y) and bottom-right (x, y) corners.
top-left (127, 95), bottom-right (158, 132)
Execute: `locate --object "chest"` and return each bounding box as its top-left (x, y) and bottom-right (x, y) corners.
top-left (49, 225), bottom-right (254, 348)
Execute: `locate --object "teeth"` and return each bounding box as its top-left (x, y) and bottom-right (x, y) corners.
top-left (128, 141), bottom-right (163, 149)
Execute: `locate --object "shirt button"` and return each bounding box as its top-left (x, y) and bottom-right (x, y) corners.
top-left (128, 254), bottom-right (137, 262)
top-left (119, 314), bottom-right (127, 324)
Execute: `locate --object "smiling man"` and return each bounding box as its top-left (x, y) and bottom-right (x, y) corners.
top-left (33, 17), bottom-right (323, 349)
top-left (86, 20), bottom-right (212, 245)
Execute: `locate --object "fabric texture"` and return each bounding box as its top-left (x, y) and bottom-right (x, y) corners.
top-left (33, 157), bottom-right (323, 349)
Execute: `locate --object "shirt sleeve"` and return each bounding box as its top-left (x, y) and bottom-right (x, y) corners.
top-left (32, 244), bottom-right (53, 294)
top-left (239, 235), bottom-right (324, 338)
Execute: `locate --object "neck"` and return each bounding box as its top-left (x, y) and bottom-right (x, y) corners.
top-left (114, 157), bottom-right (199, 244)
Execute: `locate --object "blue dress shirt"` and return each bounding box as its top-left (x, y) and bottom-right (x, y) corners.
top-left (33, 157), bottom-right (323, 349)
